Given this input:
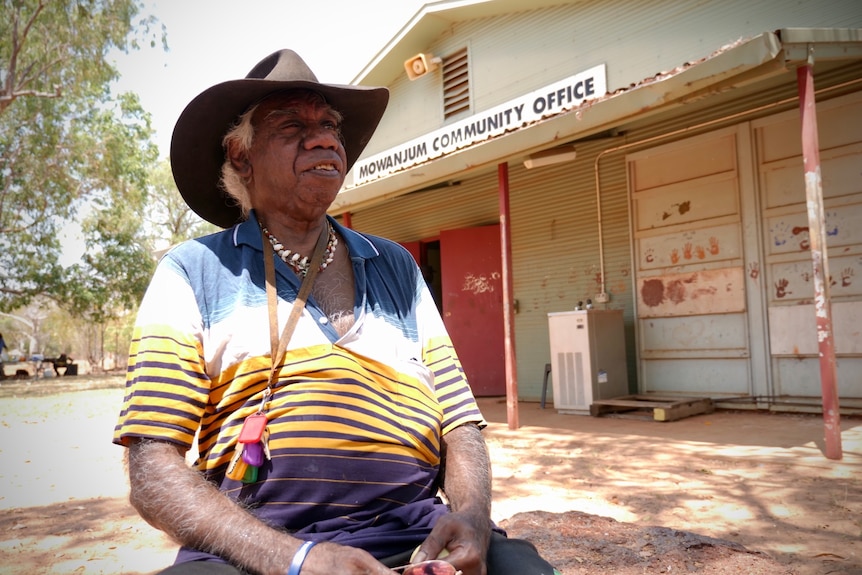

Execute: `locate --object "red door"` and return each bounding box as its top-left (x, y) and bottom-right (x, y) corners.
top-left (400, 241), bottom-right (421, 265)
top-left (440, 225), bottom-right (505, 396)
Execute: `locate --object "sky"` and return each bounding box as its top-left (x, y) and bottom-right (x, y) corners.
top-left (60, 0), bottom-right (427, 264)
top-left (112, 0), bottom-right (427, 158)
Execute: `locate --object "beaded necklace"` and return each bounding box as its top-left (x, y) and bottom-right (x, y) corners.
top-left (261, 224), bottom-right (337, 276)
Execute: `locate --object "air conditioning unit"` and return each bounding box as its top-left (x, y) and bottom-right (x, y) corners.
top-left (547, 309), bottom-right (629, 414)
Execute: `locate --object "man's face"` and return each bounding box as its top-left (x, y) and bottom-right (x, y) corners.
top-left (236, 90), bottom-right (347, 220)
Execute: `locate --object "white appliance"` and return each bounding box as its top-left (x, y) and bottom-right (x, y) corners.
top-left (547, 309), bottom-right (629, 414)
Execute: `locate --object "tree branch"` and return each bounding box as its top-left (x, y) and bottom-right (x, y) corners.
top-left (0, 0), bottom-right (51, 114)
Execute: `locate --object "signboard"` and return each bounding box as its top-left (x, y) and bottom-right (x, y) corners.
top-left (353, 64), bottom-right (607, 185)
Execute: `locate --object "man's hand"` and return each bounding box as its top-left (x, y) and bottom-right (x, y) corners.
top-left (411, 511), bottom-right (487, 575)
top-left (411, 423), bottom-right (492, 575)
top-left (126, 438), bottom-right (396, 575)
top-left (299, 542), bottom-right (398, 575)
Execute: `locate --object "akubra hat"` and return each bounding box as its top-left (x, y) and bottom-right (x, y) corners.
top-left (170, 49), bottom-right (389, 228)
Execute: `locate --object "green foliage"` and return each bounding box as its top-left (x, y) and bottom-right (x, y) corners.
top-left (146, 158), bottom-right (220, 253)
top-left (0, 0), bottom-right (166, 319)
top-left (32, 299), bottom-right (80, 357)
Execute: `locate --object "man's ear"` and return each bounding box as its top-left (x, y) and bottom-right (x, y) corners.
top-left (227, 141), bottom-right (252, 178)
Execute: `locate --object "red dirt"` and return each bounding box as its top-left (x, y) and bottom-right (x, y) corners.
top-left (0, 377), bottom-right (859, 574)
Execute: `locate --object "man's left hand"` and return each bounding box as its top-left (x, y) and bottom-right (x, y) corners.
top-left (412, 510), bottom-right (488, 575)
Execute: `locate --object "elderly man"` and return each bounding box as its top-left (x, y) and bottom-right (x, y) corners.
top-left (114, 50), bottom-right (557, 575)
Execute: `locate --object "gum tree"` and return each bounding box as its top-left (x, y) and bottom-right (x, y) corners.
top-left (0, 0), bottom-right (164, 318)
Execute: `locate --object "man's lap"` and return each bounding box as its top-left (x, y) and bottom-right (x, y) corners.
top-left (155, 532), bottom-right (557, 575)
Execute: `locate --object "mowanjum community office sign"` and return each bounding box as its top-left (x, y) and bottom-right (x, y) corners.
top-left (353, 64), bottom-right (607, 185)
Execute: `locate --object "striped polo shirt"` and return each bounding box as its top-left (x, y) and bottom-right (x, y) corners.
top-left (114, 212), bottom-right (484, 563)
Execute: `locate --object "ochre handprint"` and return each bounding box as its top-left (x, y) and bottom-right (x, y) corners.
top-left (708, 237), bottom-right (720, 255)
top-left (748, 261), bottom-right (760, 280)
top-left (683, 243), bottom-right (693, 260)
top-left (775, 278), bottom-right (791, 298)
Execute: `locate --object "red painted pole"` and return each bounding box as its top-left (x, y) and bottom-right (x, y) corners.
top-left (498, 162), bottom-right (519, 430)
top-left (341, 211), bottom-right (353, 229)
top-left (797, 48), bottom-right (842, 460)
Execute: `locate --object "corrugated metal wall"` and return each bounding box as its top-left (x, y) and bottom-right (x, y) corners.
top-left (349, 170), bottom-right (500, 242)
top-left (505, 144), bottom-right (634, 399)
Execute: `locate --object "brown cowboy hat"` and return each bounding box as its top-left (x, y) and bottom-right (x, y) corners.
top-left (170, 49), bottom-right (389, 228)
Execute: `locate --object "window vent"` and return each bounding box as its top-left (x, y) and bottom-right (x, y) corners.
top-left (443, 48), bottom-right (470, 119)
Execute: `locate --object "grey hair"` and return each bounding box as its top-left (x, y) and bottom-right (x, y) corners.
top-left (219, 104), bottom-right (259, 219)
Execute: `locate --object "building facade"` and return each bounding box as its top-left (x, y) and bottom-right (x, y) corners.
top-left (331, 0), bottom-right (862, 413)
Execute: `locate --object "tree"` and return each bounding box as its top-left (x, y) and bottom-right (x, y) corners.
top-left (0, 0), bottom-right (165, 313)
top-left (145, 158), bottom-right (219, 255)
top-left (1, 297), bottom-right (67, 357)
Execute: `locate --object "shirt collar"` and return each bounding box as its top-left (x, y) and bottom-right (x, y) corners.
top-left (234, 210), bottom-right (380, 261)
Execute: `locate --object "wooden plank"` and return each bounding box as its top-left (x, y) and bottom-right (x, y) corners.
top-left (590, 395), bottom-right (714, 422)
top-left (654, 398), bottom-right (715, 422)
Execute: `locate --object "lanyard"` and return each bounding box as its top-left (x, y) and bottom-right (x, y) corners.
top-left (261, 222), bottom-right (330, 390)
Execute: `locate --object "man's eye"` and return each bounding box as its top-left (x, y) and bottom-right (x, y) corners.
top-left (280, 121), bottom-right (302, 130)
top-left (324, 121), bottom-right (344, 142)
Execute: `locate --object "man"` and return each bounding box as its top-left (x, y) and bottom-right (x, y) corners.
top-left (114, 49), bottom-right (556, 575)
top-left (53, 353), bottom-right (71, 376)
top-left (0, 333), bottom-right (6, 380)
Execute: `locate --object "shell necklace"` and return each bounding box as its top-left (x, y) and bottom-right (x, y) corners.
top-left (261, 223), bottom-right (337, 277)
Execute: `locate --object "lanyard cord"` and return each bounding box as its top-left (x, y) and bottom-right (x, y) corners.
top-left (262, 222), bottom-right (330, 390)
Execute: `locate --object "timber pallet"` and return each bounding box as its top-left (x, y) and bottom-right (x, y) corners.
top-left (590, 394), bottom-right (714, 422)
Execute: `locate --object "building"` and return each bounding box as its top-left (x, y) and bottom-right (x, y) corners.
top-left (331, 0), bottom-right (862, 416)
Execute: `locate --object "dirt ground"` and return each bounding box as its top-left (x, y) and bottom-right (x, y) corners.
top-left (0, 375), bottom-right (859, 575)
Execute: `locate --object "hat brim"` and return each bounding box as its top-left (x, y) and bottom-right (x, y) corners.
top-left (170, 79), bottom-right (389, 228)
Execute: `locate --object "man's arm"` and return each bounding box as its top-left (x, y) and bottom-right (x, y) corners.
top-left (412, 423), bottom-right (492, 575)
top-left (127, 438), bottom-right (395, 575)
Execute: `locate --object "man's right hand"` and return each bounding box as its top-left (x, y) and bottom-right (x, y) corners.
top-left (298, 542), bottom-right (398, 575)
top-left (126, 438), bottom-right (397, 575)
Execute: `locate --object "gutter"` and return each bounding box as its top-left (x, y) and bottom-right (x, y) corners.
top-left (778, 28), bottom-right (862, 62)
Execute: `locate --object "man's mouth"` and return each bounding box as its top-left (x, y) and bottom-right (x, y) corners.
top-left (312, 163), bottom-right (337, 172)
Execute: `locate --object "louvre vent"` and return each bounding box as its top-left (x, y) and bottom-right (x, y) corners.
top-left (443, 47), bottom-right (470, 119)
top-left (555, 351), bottom-right (586, 407)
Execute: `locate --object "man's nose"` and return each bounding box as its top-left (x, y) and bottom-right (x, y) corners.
top-left (302, 125), bottom-right (341, 150)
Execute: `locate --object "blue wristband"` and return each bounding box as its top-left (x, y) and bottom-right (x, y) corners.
top-left (287, 540), bottom-right (316, 575)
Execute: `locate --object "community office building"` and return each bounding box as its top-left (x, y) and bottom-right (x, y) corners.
top-left (330, 0), bottom-right (862, 415)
